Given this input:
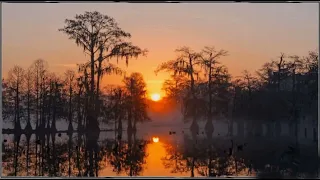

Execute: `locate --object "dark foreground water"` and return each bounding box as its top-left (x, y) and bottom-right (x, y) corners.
top-left (2, 121), bottom-right (319, 178)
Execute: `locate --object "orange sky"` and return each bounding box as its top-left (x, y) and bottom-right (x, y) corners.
top-left (2, 3), bottom-right (318, 96)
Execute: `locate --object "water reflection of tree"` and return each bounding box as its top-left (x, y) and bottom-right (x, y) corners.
top-left (162, 132), bottom-right (250, 177)
top-left (106, 131), bottom-right (149, 176)
top-left (162, 142), bottom-right (189, 174)
top-left (162, 133), bottom-right (202, 177)
top-left (3, 132), bottom-right (109, 177)
top-left (238, 138), bottom-right (318, 178)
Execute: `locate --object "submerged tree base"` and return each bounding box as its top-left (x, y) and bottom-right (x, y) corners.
top-left (205, 120), bottom-right (214, 136)
top-left (190, 120), bottom-right (199, 134)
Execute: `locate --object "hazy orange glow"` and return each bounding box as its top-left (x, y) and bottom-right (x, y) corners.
top-left (152, 137), bottom-right (159, 143)
top-left (150, 93), bottom-right (161, 102)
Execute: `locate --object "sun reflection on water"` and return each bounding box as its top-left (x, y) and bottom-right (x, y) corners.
top-left (152, 137), bottom-right (159, 143)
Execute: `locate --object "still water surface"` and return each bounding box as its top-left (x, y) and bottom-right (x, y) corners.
top-left (2, 123), bottom-right (318, 177)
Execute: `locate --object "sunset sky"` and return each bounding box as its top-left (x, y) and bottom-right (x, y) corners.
top-left (2, 3), bottom-right (318, 96)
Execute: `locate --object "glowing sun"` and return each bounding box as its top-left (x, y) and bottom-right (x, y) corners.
top-left (151, 93), bottom-right (161, 101)
top-left (152, 137), bottom-right (159, 143)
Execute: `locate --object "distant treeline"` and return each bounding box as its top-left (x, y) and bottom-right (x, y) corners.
top-left (156, 47), bottom-right (318, 138)
top-left (2, 60), bottom-right (150, 133)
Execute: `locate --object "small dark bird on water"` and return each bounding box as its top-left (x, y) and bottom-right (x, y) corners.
top-left (3, 139), bottom-right (7, 143)
top-left (237, 145), bottom-right (243, 151)
top-left (288, 145), bottom-right (295, 152)
top-left (58, 133), bottom-right (61, 137)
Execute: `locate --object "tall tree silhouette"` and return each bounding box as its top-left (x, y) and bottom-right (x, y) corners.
top-left (7, 66), bottom-right (25, 132)
top-left (198, 46), bottom-right (228, 135)
top-left (25, 68), bottom-right (34, 132)
top-left (155, 47), bottom-right (202, 133)
top-left (30, 59), bottom-right (48, 131)
top-left (162, 74), bottom-right (189, 104)
top-left (64, 70), bottom-right (76, 132)
top-left (107, 86), bottom-right (128, 135)
top-left (59, 11), bottom-right (147, 133)
top-left (123, 72), bottom-right (150, 131)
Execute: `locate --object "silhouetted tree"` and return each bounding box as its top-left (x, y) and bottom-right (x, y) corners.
top-left (24, 68), bottom-right (34, 132)
top-left (59, 11), bottom-right (147, 133)
top-left (64, 70), bottom-right (76, 132)
top-left (198, 46), bottom-right (228, 135)
top-left (156, 47), bottom-right (202, 133)
top-left (7, 66), bottom-right (25, 132)
top-left (123, 72), bottom-right (150, 131)
top-left (162, 74), bottom-right (189, 104)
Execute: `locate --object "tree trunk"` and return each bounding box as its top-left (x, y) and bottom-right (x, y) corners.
top-left (237, 120), bottom-right (244, 138)
top-left (77, 88), bottom-right (83, 132)
top-left (26, 138), bottom-right (30, 176)
top-left (89, 149), bottom-right (94, 176)
top-left (25, 92), bottom-right (32, 131)
top-left (133, 118), bottom-right (137, 132)
top-left (68, 134), bottom-right (72, 177)
top-left (41, 135), bottom-right (45, 176)
top-left (86, 124), bottom-right (99, 177)
top-left (205, 65), bottom-right (214, 136)
top-left (94, 150), bottom-right (99, 177)
top-left (190, 118), bottom-right (199, 134)
top-left (266, 122), bottom-right (273, 137)
top-left (51, 83), bottom-right (57, 132)
top-left (35, 135), bottom-right (38, 176)
top-left (68, 87), bottom-right (73, 132)
top-left (205, 118), bottom-right (214, 135)
top-left (127, 110), bottom-right (133, 131)
top-left (188, 56), bottom-right (199, 134)
top-left (254, 122), bottom-right (263, 137)
top-left (117, 117), bottom-right (122, 132)
top-left (14, 134), bottom-right (20, 176)
top-left (190, 157), bottom-right (195, 177)
top-left (36, 72), bottom-right (39, 130)
top-left (51, 133), bottom-right (57, 176)
top-left (275, 121), bottom-right (282, 137)
top-left (76, 135), bottom-right (82, 176)
top-left (15, 85), bottom-right (21, 131)
top-left (88, 45), bottom-right (100, 133)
